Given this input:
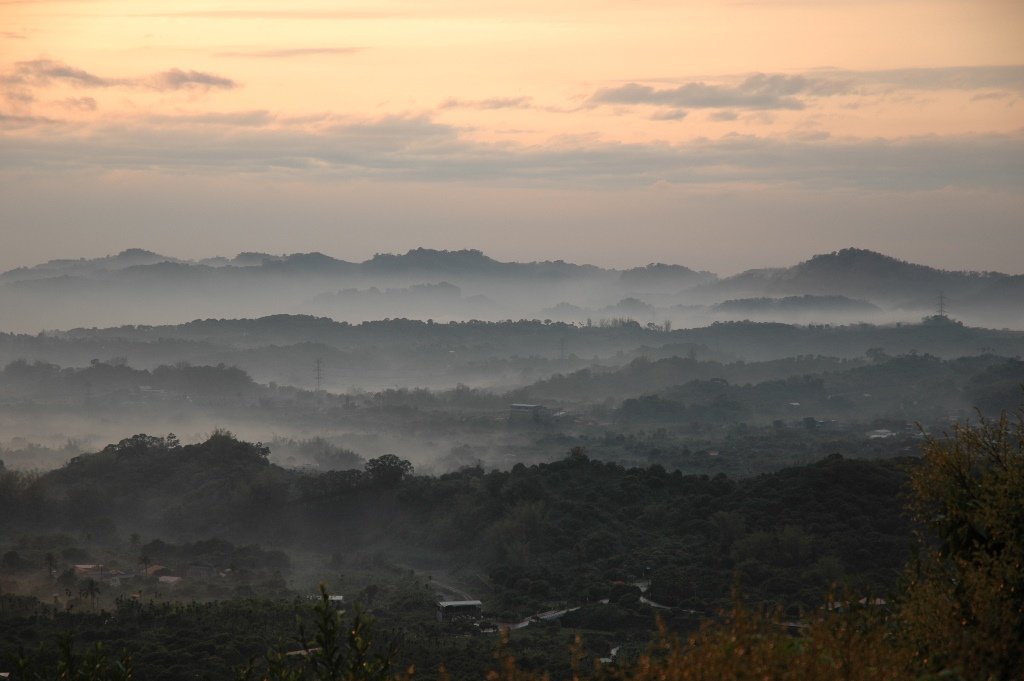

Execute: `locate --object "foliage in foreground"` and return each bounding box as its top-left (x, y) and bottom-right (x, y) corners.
top-left (8, 411), bottom-right (1023, 681)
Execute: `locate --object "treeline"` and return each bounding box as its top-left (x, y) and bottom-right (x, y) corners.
top-left (3, 411), bottom-right (1022, 680)
top-left (609, 354), bottom-right (1022, 424)
top-left (0, 359), bottom-right (256, 400)
top-left (2, 432), bottom-right (914, 616)
top-left (5, 352), bottom-right (1021, 423)
top-left (2, 316), bottom-right (1024, 392)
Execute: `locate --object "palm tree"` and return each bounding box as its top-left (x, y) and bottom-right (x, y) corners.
top-left (139, 554), bottom-right (151, 578)
top-left (79, 578), bottom-right (100, 612)
top-left (44, 552), bottom-right (55, 579)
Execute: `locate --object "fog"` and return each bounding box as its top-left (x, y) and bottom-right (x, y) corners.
top-left (2, 245), bottom-right (1023, 679)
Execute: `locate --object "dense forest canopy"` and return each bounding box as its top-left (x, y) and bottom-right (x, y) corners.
top-left (2, 410), bottom-right (1021, 680)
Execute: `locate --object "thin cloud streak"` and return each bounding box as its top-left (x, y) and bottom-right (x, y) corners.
top-left (592, 65), bottom-right (1024, 113)
top-left (0, 115), bottom-right (1020, 192)
top-left (440, 96), bottom-right (533, 110)
top-left (1, 59), bottom-right (238, 92)
top-left (0, 112), bottom-right (61, 128)
top-left (57, 96), bottom-right (96, 111)
top-left (148, 69), bottom-right (237, 91)
top-left (142, 110), bottom-right (273, 126)
top-left (121, 10), bottom-right (400, 20)
top-left (0, 59), bottom-right (238, 108)
top-left (591, 74), bottom-right (825, 111)
top-left (3, 59), bottom-right (124, 88)
top-left (217, 47), bottom-right (364, 58)
top-left (850, 65), bottom-right (1024, 91)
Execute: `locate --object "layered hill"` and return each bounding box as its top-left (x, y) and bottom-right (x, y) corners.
top-left (1, 431), bottom-right (915, 612)
top-left (0, 247), bottom-right (1019, 331)
top-left (703, 248), bottom-right (1021, 313)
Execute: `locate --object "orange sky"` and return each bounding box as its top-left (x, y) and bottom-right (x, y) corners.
top-left (1, 0), bottom-right (1022, 272)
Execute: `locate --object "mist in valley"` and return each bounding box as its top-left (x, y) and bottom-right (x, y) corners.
top-left (2, 247), bottom-right (1022, 679)
top-left (2, 0), bottom-right (1023, 673)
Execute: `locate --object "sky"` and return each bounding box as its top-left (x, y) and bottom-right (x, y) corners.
top-left (1, 0), bottom-right (1022, 275)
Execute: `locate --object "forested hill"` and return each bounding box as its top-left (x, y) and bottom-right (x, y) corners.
top-left (705, 247), bottom-right (1021, 307)
top-left (2, 433), bottom-right (915, 612)
top-left (513, 353), bottom-right (1024, 417)
top-left (3, 318), bottom-right (1023, 386)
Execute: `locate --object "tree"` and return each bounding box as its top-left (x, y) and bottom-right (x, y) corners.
top-left (237, 585), bottom-right (395, 681)
top-left (901, 410), bottom-right (1024, 680)
top-left (80, 578), bottom-right (101, 612)
top-left (363, 455), bottom-right (413, 486)
top-left (1, 550), bottom-right (24, 571)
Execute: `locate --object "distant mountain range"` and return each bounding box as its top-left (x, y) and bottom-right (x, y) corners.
top-left (0, 247), bottom-right (711, 286)
top-left (0, 247), bottom-right (1020, 331)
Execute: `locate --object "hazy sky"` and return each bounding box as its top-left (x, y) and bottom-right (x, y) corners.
top-left (1, 0), bottom-right (1022, 274)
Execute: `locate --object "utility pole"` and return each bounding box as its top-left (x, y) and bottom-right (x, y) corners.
top-left (315, 358), bottom-right (323, 393)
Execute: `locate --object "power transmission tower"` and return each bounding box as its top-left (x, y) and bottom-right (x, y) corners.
top-left (315, 358), bottom-right (323, 392)
top-left (937, 291), bottom-right (948, 318)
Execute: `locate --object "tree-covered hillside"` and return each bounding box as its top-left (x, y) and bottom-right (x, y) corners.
top-left (2, 432), bottom-right (914, 618)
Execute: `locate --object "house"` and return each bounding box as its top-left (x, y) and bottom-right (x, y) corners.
top-left (436, 600), bottom-right (483, 623)
top-left (186, 562), bottom-right (216, 579)
top-left (145, 564), bottom-right (172, 578)
top-left (305, 594), bottom-right (344, 609)
top-left (509, 404), bottom-right (551, 423)
top-left (104, 570), bottom-right (132, 587)
top-left (74, 564), bottom-right (105, 578)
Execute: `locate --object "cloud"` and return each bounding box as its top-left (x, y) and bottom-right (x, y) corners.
top-left (592, 74), bottom-right (813, 110)
top-left (144, 110), bottom-right (273, 126)
top-left (0, 59), bottom-right (238, 97)
top-left (3, 59), bottom-right (123, 88)
top-left (855, 65), bottom-right (1024, 92)
top-left (592, 66), bottom-right (1024, 115)
top-left (217, 47), bottom-right (364, 58)
top-left (649, 109), bottom-right (687, 121)
top-left (440, 96), bottom-right (533, 110)
top-left (3, 86), bottom-right (34, 106)
top-left (147, 69), bottom-right (237, 91)
top-left (0, 112), bottom-right (61, 128)
top-left (709, 110), bottom-right (738, 121)
top-left (0, 113), bottom-right (1019, 193)
top-left (58, 96), bottom-right (97, 111)
top-left (969, 92), bottom-right (1012, 102)
top-left (122, 9), bottom-right (398, 20)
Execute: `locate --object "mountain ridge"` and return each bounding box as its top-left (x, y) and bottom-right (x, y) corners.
top-left (5, 246), bottom-right (1017, 283)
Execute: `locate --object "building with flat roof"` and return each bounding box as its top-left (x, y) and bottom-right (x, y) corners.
top-left (509, 404), bottom-right (551, 423)
top-left (436, 599), bottom-right (482, 623)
